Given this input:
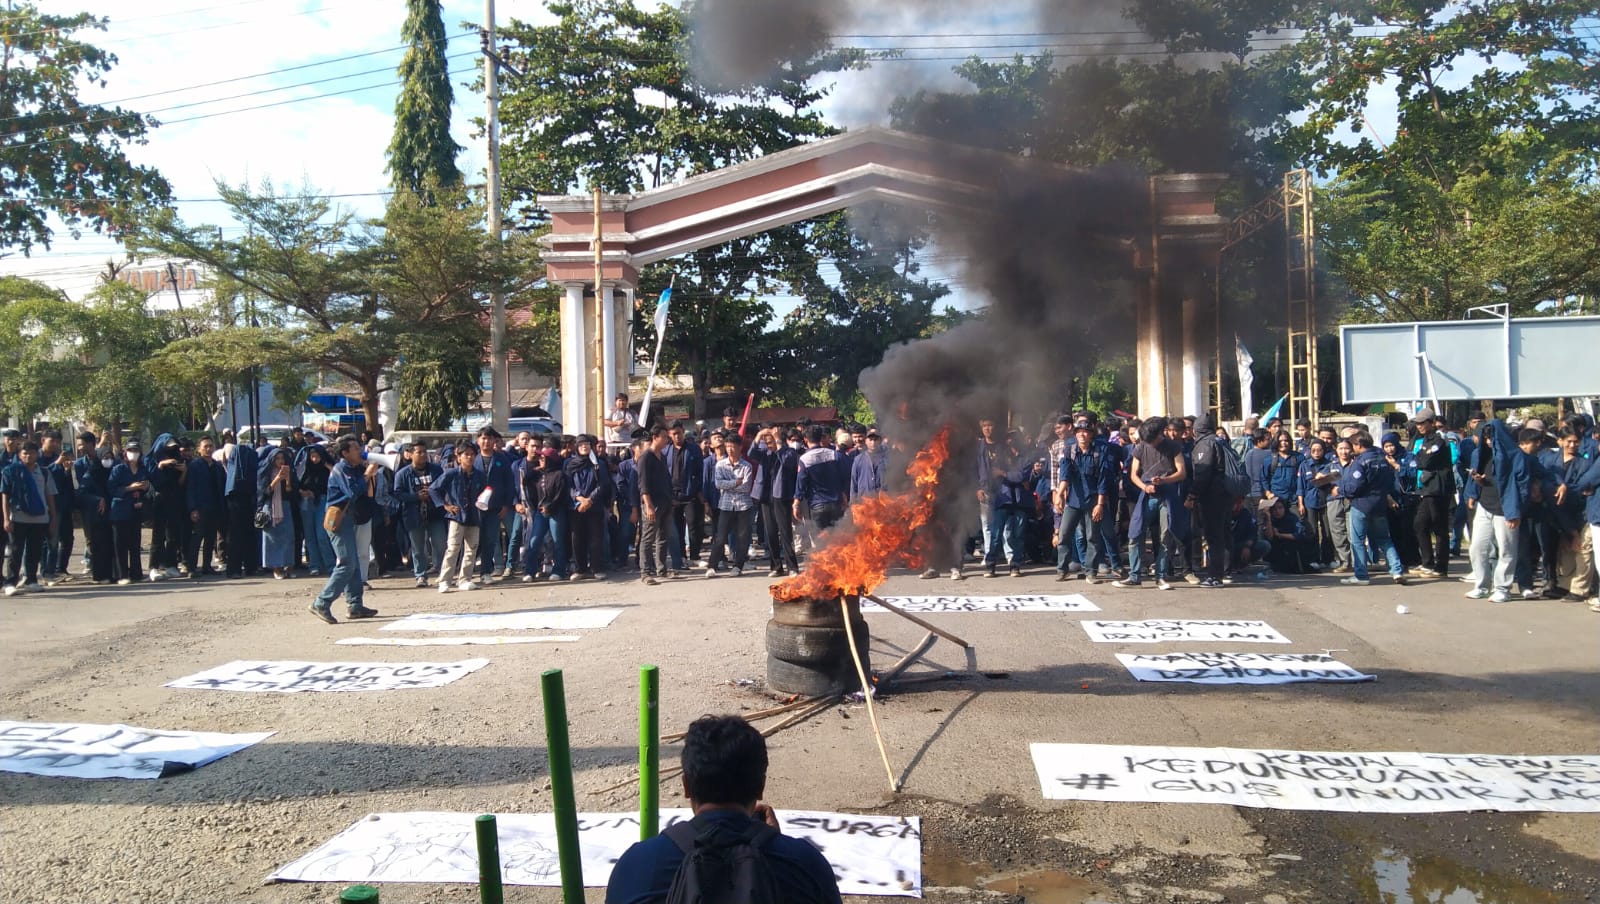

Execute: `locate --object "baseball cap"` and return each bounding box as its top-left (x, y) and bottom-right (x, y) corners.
top-left (1410, 407), bottom-right (1437, 423)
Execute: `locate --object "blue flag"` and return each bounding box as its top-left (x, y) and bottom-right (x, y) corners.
top-left (653, 286), bottom-right (671, 337)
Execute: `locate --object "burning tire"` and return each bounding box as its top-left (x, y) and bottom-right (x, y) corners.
top-left (765, 595), bottom-right (870, 697)
top-left (770, 595), bottom-right (864, 628)
top-left (765, 619), bottom-right (868, 667)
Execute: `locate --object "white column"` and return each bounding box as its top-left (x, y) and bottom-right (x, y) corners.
top-left (600, 282), bottom-right (617, 408)
top-left (560, 281), bottom-right (589, 433)
top-left (1136, 278), bottom-right (1167, 417)
top-left (1181, 296), bottom-right (1205, 416)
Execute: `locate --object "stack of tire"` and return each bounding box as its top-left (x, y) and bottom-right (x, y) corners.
top-left (765, 594), bottom-right (870, 697)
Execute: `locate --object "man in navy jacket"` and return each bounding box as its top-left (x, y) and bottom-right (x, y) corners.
top-left (185, 436), bottom-right (225, 576)
top-left (393, 442), bottom-right (446, 588)
top-left (1337, 432), bottom-right (1406, 587)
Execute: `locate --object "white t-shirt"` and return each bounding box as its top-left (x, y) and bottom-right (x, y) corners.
top-left (605, 408), bottom-right (639, 444)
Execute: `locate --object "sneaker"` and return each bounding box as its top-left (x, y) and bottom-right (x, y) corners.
top-left (1, 584), bottom-right (18, 597)
top-left (438, 582), bottom-right (453, 593)
top-left (594, 572), bottom-right (608, 581)
top-left (1220, 574), bottom-right (1234, 585)
top-left (308, 568), bottom-right (321, 577)
top-left (1544, 588), bottom-right (1566, 600)
top-left (1464, 588), bottom-right (1489, 599)
top-left (1111, 578), bottom-right (1142, 588)
top-left (54, 572), bottom-right (75, 584)
top-left (499, 567), bottom-right (514, 580)
top-left (1589, 598), bottom-right (1600, 613)
top-left (1489, 590), bottom-right (1510, 603)
top-left (1009, 567), bottom-right (1022, 577)
top-left (415, 576), bottom-right (428, 588)
top-left (1085, 573), bottom-right (1102, 585)
top-left (1411, 566), bottom-right (1439, 577)
top-left (521, 574), bottom-right (539, 584)
top-left (665, 570), bottom-right (682, 579)
top-left (732, 567), bottom-right (743, 577)
top-left (920, 568), bottom-right (938, 579)
top-left (1329, 565), bottom-right (1353, 575)
top-left (1055, 572), bottom-right (1069, 582)
top-left (1561, 592), bottom-right (1585, 603)
top-left (1393, 575), bottom-right (1408, 586)
top-left (347, 606), bottom-right (379, 619)
top-left (481, 573), bottom-right (501, 585)
top-left (147, 569), bottom-right (164, 582)
top-left (1199, 577), bottom-right (1224, 589)
top-left (950, 568), bottom-right (964, 581)
top-left (116, 577), bottom-right (133, 586)
top-left (1339, 576), bottom-right (1371, 586)
top-left (1156, 579), bottom-right (1174, 591)
top-left (705, 567), bottom-right (718, 578)
top-left (641, 576), bottom-right (659, 586)
top-left (307, 603), bottom-right (337, 624)
top-left (1183, 573), bottom-right (1201, 585)
top-left (1521, 589), bottom-right (1540, 600)
top-left (459, 580), bottom-right (479, 592)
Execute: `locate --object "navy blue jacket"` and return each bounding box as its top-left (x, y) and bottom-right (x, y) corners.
top-left (615, 456), bottom-right (638, 509)
top-left (74, 454), bottom-right (111, 516)
top-left (1569, 455), bottom-right (1600, 525)
top-left (473, 450), bottom-right (516, 512)
top-left (224, 444), bottom-right (259, 499)
top-left (186, 456), bottom-right (222, 515)
top-left (1058, 443), bottom-right (1118, 510)
top-left (1263, 451), bottom-right (1302, 502)
top-left (796, 446), bottom-right (850, 507)
top-left (1, 462), bottom-right (52, 518)
top-left (701, 452), bottom-right (721, 509)
top-left (42, 454), bottom-right (74, 514)
top-left (431, 464), bottom-right (485, 526)
top-left (564, 453), bottom-right (613, 508)
top-left (1337, 449), bottom-right (1396, 516)
top-left (1242, 445), bottom-right (1272, 497)
top-left (748, 442), bottom-right (800, 502)
top-left (1468, 419), bottom-right (1529, 522)
top-left (850, 449), bottom-right (889, 498)
top-left (107, 461), bottom-right (152, 522)
top-left (663, 441), bottom-right (702, 503)
top-left (1297, 454), bottom-right (1331, 510)
top-left (393, 462), bottom-right (445, 529)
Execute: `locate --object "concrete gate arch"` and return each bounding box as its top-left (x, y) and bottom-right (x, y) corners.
top-left (538, 127), bottom-right (1225, 434)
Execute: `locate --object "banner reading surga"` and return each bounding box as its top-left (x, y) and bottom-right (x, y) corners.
top-left (271, 810), bottom-right (922, 896)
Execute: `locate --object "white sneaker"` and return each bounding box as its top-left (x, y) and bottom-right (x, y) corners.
top-left (1464, 588), bottom-right (1489, 600)
top-left (1521, 589), bottom-right (1540, 600)
top-left (732, 567), bottom-right (743, 577)
top-left (438, 581), bottom-right (453, 593)
top-left (705, 567), bottom-right (718, 578)
top-left (148, 569), bottom-right (165, 582)
top-left (1156, 579), bottom-right (1174, 591)
top-left (594, 572), bottom-right (608, 581)
top-left (950, 568), bottom-right (964, 581)
top-left (459, 580), bottom-right (479, 592)
top-left (1489, 590), bottom-right (1510, 603)
top-left (116, 577), bottom-right (132, 586)
top-left (2, 585), bottom-right (18, 597)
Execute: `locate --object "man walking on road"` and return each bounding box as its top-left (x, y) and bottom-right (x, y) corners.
top-left (308, 436), bottom-right (379, 623)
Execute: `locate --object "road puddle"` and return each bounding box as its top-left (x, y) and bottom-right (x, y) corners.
top-left (1360, 848), bottom-right (1560, 904)
top-left (924, 850), bottom-right (1114, 903)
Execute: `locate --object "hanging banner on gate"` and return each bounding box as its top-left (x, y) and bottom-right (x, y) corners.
top-left (1115, 652), bottom-right (1374, 684)
top-left (1031, 743), bottom-right (1600, 813)
top-left (1081, 619), bottom-right (1290, 644)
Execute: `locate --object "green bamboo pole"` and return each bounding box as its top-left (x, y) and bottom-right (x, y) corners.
top-left (474, 814), bottom-right (504, 904)
top-left (639, 664), bottom-right (660, 840)
top-left (541, 668), bottom-right (585, 903)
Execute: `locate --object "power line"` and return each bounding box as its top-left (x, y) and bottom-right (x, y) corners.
top-left (0, 0), bottom-right (279, 41)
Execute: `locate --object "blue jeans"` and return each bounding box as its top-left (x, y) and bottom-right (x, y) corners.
top-left (985, 507), bottom-right (1025, 568)
top-left (524, 509), bottom-right (570, 579)
top-left (506, 507), bottom-right (525, 571)
top-left (314, 519), bottom-right (364, 612)
top-left (1127, 492), bottom-right (1182, 581)
top-left (300, 496), bottom-right (334, 573)
top-left (1349, 505), bottom-right (1402, 581)
top-left (1058, 505), bottom-right (1110, 573)
top-left (408, 517), bottom-right (448, 578)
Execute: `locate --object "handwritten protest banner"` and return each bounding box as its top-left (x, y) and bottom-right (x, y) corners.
top-left (381, 609), bottom-right (621, 632)
top-left (867, 594), bottom-right (1100, 614)
top-left (1116, 652), bottom-right (1374, 684)
top-left (335, 636), bottom-right (580, 647)
top-left (1081, 619), bottom-right (1290, 644)
top-left (0, 721), bottom-right (274, 779)
top-left (166, 659), bottom-right (489, 693)
top-left (271, 809), bottom-right (922, 896)
top-left (1032, 743), bottom-right (1600, 813)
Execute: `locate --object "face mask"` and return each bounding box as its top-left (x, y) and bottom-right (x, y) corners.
top-left (125, 451), bottom-right (140, 463)
top-left (100, 454), bottom-right (115, 469)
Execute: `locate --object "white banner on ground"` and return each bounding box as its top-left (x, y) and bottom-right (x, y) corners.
top-left (1081, 619), bottom-right (1290, 644)
top-left (335, 636), bottom-right (581, 647)
top-left (271, 810), bottom-right (922, 897)
top-left (381, 609), bottom-right (622, 632)
top-left (1115, 652), bottom-right (1374, 684)
top-left (1032, 743), bottom-right (1600, 813)
top-left (867, 594), bottom-right (1100, 614)
top-left (0, 721), bottom-right (274, 779)
top-left (166, 659), bottom-right (489, 693)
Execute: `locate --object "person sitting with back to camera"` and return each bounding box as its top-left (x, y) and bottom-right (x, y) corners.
top-left (605, 714), bottom-right (841, 904)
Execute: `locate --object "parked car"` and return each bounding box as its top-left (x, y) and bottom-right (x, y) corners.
top-left (506, 417), bottom-right (562, 436)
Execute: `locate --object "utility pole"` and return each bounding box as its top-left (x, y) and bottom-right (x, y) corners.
top-left (485, 0), bottom-right (509, 429)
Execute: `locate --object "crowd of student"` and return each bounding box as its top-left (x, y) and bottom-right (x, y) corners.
top-left (2, 398), bottom-right (1596, 615)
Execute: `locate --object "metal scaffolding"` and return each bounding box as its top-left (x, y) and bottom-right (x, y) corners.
top-left (1284, 169), bottom-right (1318, 428)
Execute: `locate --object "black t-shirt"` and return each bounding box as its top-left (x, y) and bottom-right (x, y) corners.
top-left (1134, 439), bottom-right (1180, 482)
top-left (640, 448), bottom-right (673, 508)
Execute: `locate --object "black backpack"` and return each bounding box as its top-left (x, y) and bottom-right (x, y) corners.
top-left (664, 816), bottom-right (780, 904)
top-left (1215, 437), bottom-right (1251, 498)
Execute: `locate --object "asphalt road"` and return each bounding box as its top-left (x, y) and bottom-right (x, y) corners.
top-left (2, 559), bottom-right (1596, 903)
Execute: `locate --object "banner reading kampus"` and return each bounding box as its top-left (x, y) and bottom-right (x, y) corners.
top-left (165, 659), bottom-right (489, 693)
top-left (1032, 743), bottom-right (1600, 813)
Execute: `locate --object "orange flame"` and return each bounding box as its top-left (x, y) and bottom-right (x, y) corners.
top-left (771, 427), bottom-right (952, 602)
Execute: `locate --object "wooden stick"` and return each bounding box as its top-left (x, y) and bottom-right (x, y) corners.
top-left (759, 696), bottom-right (837, 738)
top-left (659, 694), bottom-right (830, 743)
top-left (842, 597), bottom-right (899, 792)
top-left (602, 699), bottom-right (838, 795)
top-left (864, 593), bottom-right (971, 649)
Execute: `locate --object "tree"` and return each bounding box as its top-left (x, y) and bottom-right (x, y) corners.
top-left (133, 183), bottom-right (535, 438)
top-left (1280, 2), bottom-right (1600, 320)
top-left (0, 275), bottom-right (193, 435)
top-left (497, 0), bottom-right (884, 417)
top-left (0, 3), bottom-right (171, 254)
top-left (386, 0), bottom-right (463, 199)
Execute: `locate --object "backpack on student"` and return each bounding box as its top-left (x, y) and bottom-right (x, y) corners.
top-left (663, 816), bottom-right (780, 904)
top-left (1215, 437), bottom-right (1252, 498)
